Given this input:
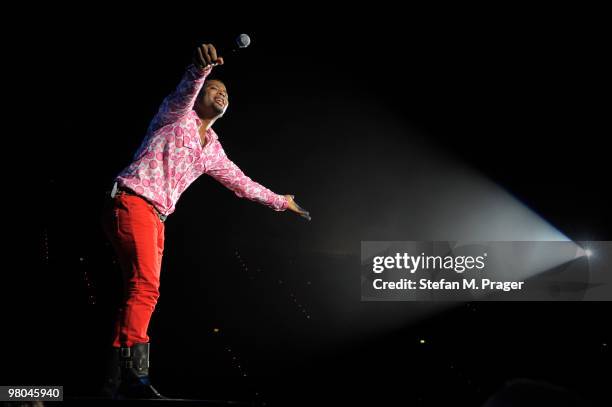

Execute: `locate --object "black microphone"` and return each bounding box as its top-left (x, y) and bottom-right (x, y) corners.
top-left (213, 33), bottom-right (251, 60)
top-left (224, 33), bottom-right (251, 54)
top-left (202, 34), bottom-right (250, 67)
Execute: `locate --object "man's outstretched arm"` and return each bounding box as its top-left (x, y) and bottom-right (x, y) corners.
top-left (207, 149), bottom-right (310, 219)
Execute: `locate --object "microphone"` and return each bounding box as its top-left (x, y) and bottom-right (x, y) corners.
top-left (292, 198), bottom-right (311, 221)
top-left (226, 33), bottom-right (251, 53)
top-left (216, 33), bottom-right (251, 58)
top-left (203, 34), bottom-right (250, 67)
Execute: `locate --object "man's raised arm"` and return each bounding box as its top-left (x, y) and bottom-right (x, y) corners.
top-left (150, 44), bottom-right (223, 132)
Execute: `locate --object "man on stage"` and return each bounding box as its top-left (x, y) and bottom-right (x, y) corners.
top-left (101, 42), bottom-right (310, 399)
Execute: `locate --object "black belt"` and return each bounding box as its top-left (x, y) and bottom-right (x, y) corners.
top-left (110, 182), bottom-right (167, 222)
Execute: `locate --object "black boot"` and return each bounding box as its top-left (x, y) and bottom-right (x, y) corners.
top-left (116, 343), bottom-right (165, 399)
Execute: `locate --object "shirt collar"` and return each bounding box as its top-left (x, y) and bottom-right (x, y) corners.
top-left (191, 110), bottom-right (219, 141)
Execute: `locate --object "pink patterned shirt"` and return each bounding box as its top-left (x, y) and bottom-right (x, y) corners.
top-left (115, 64), bottom-right (288, 216)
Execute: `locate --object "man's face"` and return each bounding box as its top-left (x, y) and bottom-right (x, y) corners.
top-left (199, 80), bottom-right (229, 117)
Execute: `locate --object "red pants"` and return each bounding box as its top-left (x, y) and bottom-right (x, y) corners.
top-left (102, 192), bottom-right (165, 347)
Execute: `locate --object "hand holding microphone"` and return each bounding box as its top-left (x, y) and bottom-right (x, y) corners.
top-left (285, 195), bottom-right (311, 221)
top-left (193, 43), bottom-right (224, 69)
top-left (193, 34), bottom-right (251, 69)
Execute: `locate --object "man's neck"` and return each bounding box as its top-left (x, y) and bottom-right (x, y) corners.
top-left (198, 116), bottom-right (216, 131)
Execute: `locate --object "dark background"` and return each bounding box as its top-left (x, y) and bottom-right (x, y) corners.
top-left (6, 5), bottom-right (610, 406)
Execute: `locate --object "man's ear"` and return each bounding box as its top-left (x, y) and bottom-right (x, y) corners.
top-left (197, 85), bottom-right (207, 102)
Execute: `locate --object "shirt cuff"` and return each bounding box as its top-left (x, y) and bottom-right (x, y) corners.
top-left (277, 194), bottom-right (289, 211)
top-left (188, 63), bottom-right (213, 78)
